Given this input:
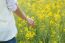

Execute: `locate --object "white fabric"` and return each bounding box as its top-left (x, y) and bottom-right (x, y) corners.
top-left (6, 0), bottom-right (17, 11)
top-left (0, 0), bottom-right (17, 41)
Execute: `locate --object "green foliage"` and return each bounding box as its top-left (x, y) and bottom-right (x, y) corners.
top-left (16, 0), bottom-right (65, 43)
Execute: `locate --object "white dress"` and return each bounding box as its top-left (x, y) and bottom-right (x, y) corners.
top-left (0, 0), bottom-right (17, 41)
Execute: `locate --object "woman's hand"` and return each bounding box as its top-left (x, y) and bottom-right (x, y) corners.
top-left (26, 18), bottom-right (35, 28)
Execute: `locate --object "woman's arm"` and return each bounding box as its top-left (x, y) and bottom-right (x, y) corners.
top-left (14, 5), bottom-right (35, 27)
top-left (14, 6), bottom-right (27, 20)
top-left (6, 0), bottom-right (35, 27)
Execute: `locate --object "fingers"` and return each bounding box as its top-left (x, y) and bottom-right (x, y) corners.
top-left (29, 21), bottom-right (35, 28)
top-left (27, 18), bottom-right (35, 28)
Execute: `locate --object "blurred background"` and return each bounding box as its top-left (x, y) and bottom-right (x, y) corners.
top-left (16, 0), bottom-right (65, 43)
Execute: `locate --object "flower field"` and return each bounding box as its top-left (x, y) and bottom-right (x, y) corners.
top-left (16, 0), bottom-right (65, 43)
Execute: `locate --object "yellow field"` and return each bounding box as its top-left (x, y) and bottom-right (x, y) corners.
top-left (16, 0), bottom-right (65, 43)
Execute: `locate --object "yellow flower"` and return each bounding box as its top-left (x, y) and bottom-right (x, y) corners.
top-left (39, 40), bottom-right (43, 43)
top-left (31, 16), bottom-right (35, 20)
top-left (50, 20), bottom-right (55, 25)
top-left (48, 12), bottom-right (53, 17)
top-left (63, 28), bottom-right (65, 32)
top-left (52, 3), bottom-right (56, 9)
top-left (18, 17), bottom-right (22, 21)
top-left (37, 14), bottom-right (45, 20)
top-left (53, 41), bottom-right (57, 43)
top-left (31, 3), bottom-right (38, 13)
top-left (37, 0), bottom-right (44, 3)
top-left (54, 14), bottom-right (61, 21)
top-left (25, 31), bottom-right (36, 39)
top-left (27, 2), bottom-right (31, 7)
top-left (56, 2), bottom-right (61, 9)
top-left (45, 3), bottom-right (51, 9)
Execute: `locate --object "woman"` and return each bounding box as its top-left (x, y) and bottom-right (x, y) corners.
top-left (0, 0), bottom-right (34, 43)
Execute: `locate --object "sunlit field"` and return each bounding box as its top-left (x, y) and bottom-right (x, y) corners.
top-left (16, 0), bottom-right (65, 43)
